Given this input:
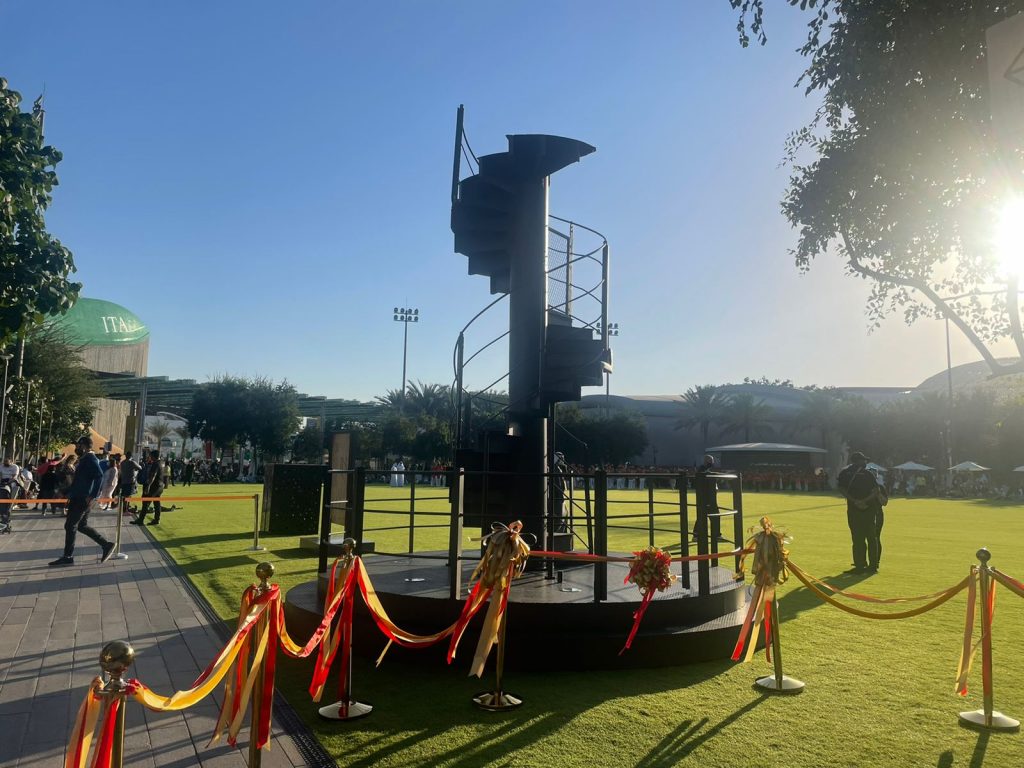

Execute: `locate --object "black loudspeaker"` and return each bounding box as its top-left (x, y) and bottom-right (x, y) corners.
top-left (261, 463), bottom-right (324, 535)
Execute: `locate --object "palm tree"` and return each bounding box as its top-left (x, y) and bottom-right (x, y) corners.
top-left (674, 385), bottom-right (725, 449)
top-left (797, 389), bottom-right (843, 450)
top-left (174, 424), bottom-right (191, 456)
top-left (719, 393), bottom-right (773, 443)
top-left (146, 421), bottom-right (174, 451)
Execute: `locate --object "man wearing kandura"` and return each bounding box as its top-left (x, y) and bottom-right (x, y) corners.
top-left (49, 435), bottom-right (115, 567)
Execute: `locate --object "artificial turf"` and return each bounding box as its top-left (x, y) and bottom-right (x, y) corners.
top-left (144, 482), bottom-right (1024, 767)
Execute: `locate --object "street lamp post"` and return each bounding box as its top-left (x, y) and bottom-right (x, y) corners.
top-left (35, 398), bottom-right (47, 460)
top-left (20, 379), bottom-right (34, 464)
top-left (393, 307), bottom-right (419, 411)
top-left (0, 353), bottom-right (12, 458)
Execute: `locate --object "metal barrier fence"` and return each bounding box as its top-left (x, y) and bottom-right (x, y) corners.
top-left (317, 468), bottom-right (744, 602)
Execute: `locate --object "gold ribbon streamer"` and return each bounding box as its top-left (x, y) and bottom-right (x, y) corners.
top-left (64, 679), bottom-right (103, 768)
top-left (955, 567), bottom-right (979, 695)
top-left (787, 562), bottom-right (971, 619)
top-left (130, 594), bottom-right (272, 713)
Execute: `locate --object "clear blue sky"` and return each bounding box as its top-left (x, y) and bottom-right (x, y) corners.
top-left (3, 1), bottom-right (1010, 400)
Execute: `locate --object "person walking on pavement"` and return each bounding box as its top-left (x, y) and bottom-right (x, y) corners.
top-left (133, 450), bottom-right (165, 525)
top-left (49, 436), bottom-right (115, 566)
top-left (118, 452), bottom-right (142, 514)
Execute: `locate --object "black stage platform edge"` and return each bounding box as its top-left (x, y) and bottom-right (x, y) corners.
top-left (283, 551), bottom-right (753, 670)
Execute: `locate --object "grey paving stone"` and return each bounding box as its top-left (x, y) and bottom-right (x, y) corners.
top-left (0, 514), bottom-right (307, 768)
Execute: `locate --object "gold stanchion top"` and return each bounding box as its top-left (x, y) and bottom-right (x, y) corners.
top-left (976, 548), bottom-right (991, 564)
top-left (99, 640), bottom-right (135, 692)
top-left (255, 562), bottom-right (275, 593)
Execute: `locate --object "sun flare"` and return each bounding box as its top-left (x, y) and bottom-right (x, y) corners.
top-left (995, 197), bottom-right (1024, 277)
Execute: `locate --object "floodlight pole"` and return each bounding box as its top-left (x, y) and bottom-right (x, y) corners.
top-left (393, 307), bottom-right (419, 413)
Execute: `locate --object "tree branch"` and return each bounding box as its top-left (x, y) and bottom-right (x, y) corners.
top-left (1006, 275), bottom-right (1024, 360)
top-left (840, 230), bottom-right (1024, 377)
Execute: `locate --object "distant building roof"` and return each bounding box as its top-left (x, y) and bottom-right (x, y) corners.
top-left (49, 298), bottom-right (149, 346)
top-left (706, 442), bottom-right (827, 454)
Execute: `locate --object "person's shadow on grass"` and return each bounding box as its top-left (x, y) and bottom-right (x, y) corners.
top-left (633, 696), bottom-right (765, 767)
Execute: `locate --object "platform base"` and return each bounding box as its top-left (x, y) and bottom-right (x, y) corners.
top-left (754, 674), bottom-right (805, 694)
top-left (473, 691), bottom-right (523, 711)
top-left (958, 709), bottom-right (1020, 732)
top-left (110, 553), bottom-right (129, 561)
top-left (318, 700), bottom-right (373, 721)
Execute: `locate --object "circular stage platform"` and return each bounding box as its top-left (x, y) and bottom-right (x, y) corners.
top-left (284, 551), bottom-right (750, 670)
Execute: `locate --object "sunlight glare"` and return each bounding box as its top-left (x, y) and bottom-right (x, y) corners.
top-left (995, 197), bottom-right (1024, 276)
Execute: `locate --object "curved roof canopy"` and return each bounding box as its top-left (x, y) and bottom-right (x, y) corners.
top-left (48, 298), bottom-right (149, 346)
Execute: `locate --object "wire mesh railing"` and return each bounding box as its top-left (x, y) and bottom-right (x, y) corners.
top-left (317, 468), bottom-right (744, 603)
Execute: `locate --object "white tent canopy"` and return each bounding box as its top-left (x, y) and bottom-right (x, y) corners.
top-left (866, 462), bottom-right (888, 473)
top-left (1013, 466), bottom-right (1024, 473)
top-left (892, 461), bottom-right (934, 471)
top-left (950, 461), bottom-right (990, 472)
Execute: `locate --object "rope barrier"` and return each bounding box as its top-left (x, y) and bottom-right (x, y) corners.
top-left (64, 523), bottom-right (1024, 766)
top-left (787, 562), bottom-right (972, 620)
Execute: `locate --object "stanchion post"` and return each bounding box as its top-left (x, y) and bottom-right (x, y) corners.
top-left (249, 563), bottom-right (275, 768)
top-left (317, 542), bottom-right (373, 721)
top-left (98, 640), bottom-right (136, 768)
top-left (959, 548), bottom-right (1020, 732)
top-left (472, 601), bottom-right (522, 710)
top-left (754, 593), bottom-right (805, 694)
top-left (249, 494), bottom-right (265, 552)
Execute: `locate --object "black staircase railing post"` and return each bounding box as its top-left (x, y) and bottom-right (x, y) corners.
top-left (695, 474), bottom-right (710, 597)
top-left (647, 483), bottom-right (655, 547)
top-left (733, 474), bottom-right (744, 573)
top-left (351, 467), bottom-right (366, 555)
top-left (593, 469), bottom-right (608, 603)
top-left (584, 472), bottom-right (594, 553)
top-left (408, 472), bottom-right (417, 554)
top-left (455, 332), bottom-right (465, 450)
top-left (678, 472), bottom-right (690, 589)
top-left (318, 467), bottom-right (332, 575)
top-left (448, 469), bottom-right (465, 601)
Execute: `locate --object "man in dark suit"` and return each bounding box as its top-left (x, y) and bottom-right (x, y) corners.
top-left (49, 436), bottom-right (115, 566)
top-left (837, 451), bottom-right (886, 574)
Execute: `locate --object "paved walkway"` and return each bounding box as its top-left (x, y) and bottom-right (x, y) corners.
top-left (0, 506), bottom-right (314, 767)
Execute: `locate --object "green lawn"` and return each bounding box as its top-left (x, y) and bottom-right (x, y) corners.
top-left (146, 483), bottom-right (1024, 767)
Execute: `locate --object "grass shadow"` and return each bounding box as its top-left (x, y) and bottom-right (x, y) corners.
top-left (635, 696), bottom-right (764, 767)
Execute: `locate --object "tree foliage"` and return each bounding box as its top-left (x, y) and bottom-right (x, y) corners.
top-left (555, 405), bottom-right (649, 466)
top-left (719, 393), bottom-right (774, 442)
top-left (1, 326), bottom-right (97, 457)
top-left (732, 1), bottom-right (1024, 375)
top-left (190, 376), bottom-right (300, 459)
top-left (675, 385), bottom-right (726, 449)
top-left (0, 79), bottom-right (80, 346)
